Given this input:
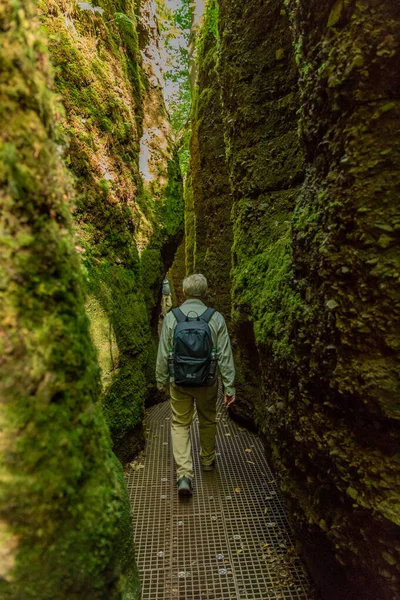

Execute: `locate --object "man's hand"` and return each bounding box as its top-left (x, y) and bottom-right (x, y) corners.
top-left (224, 394), bottom-right (236, 407)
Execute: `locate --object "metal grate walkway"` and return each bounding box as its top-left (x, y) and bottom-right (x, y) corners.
top-left (125, 398), bottom-right (316, 600)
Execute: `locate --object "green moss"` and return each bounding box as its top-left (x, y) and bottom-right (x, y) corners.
top-left (38, 0), bottom-right (184, 459)
top-left (169, 239), bottom-right (187, 305)
top-left (84, 259), bottom-right (152, 456)
top-left (233, 226), bottom-right (301, 359)
top-left (185, 0), bottom-right (232, 316)
top-left (140, 247), bottom-right (164, 309)
top-left (197, 0), bottom-right (219, 57)
top-left (184, 169), bottom-right (196, 273)
top-left (162, 152), bottom-right (185, 238)
top-left (284, 7), bottom-right (400, 593)
top-left (0, 0), bottom-right (139, 596)
top-left (218, 0), bottom-right (400, 596)
top-left (207, 0), bottom-right (304, 428)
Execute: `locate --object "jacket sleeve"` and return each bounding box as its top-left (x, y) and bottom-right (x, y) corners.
top-left (156, 315), bottom-right (170, 389)
top-left (216, 315), bottom-right (236, 396)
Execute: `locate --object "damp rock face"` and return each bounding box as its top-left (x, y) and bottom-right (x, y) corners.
top-left (40, 0), bottom-right (184, 460)
top-left (217, 0), bottom-right (304, 426)
top-left (0, 0), bottom-right (139, 597)
top-left (186, 0), bottom-right (233, 321)
top-left (281, 2), bottom-right (400, 597)
top-left (184, 0), bottom-right (400, 597)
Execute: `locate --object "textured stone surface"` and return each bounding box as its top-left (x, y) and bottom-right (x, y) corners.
top-left (185, 0), bottom-right (400, 597)
top-left (0, 0), bottom-right (139, 596)
top-left (186, 0), bottom-right (233, 320)
top-left (40, 0), bottom-right (184, 459)
top-left (217, 0), bottom-right (304, 423)
top-left (281, 1), bottom-right (400, 597)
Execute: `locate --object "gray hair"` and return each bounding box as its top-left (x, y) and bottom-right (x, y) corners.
top-left (183, 274), bottom-right (208, 298)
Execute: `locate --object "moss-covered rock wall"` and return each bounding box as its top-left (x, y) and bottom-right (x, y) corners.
top-left (188, 0), bottom-right (400, 597)
top-left (280, 1), bottom-right (400, 597)
top-left (40, 0), bottom-right (184, 460)
top-left (217, 0), bottom-right (305, 423)
top-left (186, 0), bottom-right (233, 319)
top-left (168, 237), bottom-right (186, 305)
top-left (0, 0), bottom-right (139, 596)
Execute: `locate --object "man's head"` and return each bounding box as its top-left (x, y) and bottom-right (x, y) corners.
top-left (183, 274), bottom-right (208, 299)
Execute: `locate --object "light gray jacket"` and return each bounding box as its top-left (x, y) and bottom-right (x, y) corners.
top-left (156, 299), bottom-right (236, 396)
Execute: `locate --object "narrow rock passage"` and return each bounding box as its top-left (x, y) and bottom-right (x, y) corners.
top-left (126, 396), bottom-right (316, 599)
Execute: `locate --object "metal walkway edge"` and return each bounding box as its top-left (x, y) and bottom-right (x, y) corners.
top-left (125, 398), bottom-right (316, 600)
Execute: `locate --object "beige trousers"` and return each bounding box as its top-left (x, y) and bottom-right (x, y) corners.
top-left (170, 379), bottom-right (218, 480)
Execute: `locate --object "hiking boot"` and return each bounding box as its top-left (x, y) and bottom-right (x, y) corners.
top-left (202, 462), bottom-right (215, 472)
top-left (177, 477), bottom-right (193, 497)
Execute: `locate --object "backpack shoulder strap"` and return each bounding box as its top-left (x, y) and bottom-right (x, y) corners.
top-left (200, 307), bottom-right (216, 323)
top-left (172, 307), bottom-right (187, 323)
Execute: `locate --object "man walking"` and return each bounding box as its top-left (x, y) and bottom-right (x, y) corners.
top-left (161, 277), bottom-right (173, 317)
top-left (156, 274), bottom-right (236, 497)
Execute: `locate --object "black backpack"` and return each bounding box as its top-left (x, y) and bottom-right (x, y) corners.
top-left (170, 307), bottom-right (217, 387)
